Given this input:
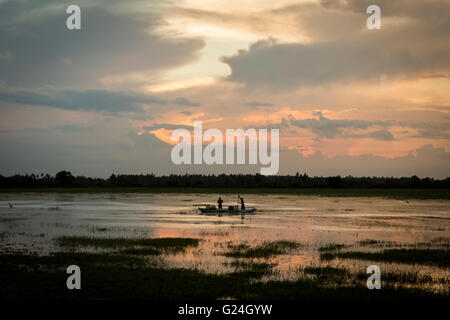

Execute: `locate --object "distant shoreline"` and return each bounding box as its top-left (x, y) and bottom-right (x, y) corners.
top-left (0, 187), bottom-right (449, 199)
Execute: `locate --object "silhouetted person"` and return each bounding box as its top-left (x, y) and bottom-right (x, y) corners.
top-left (239, 196), bottom-right (245, 210)
top-left (217, 197), bottom-right (223, 210)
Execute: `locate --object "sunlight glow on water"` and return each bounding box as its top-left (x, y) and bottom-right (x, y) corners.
top-left (1, 193), bottom-right (449, 292)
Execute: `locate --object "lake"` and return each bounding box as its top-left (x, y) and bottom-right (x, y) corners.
top-left (1, 192), bottom-right (449, 295)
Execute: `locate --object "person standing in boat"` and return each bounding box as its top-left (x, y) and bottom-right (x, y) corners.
top-left (238, 194), bottom-right (245, 210)
top-left (217, 197), bottom-right (224, 210)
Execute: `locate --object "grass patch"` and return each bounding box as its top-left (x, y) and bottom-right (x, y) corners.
top-left (318, 243), bottom-right (350, 252)
top-left (357, 238), bottom-right (450, 249)
top-left (223, 241), bottom-right (302, 258)
top-left (199, 231), bottom-right (229, 237)
top-left (357, 239), bottom-right (403, 248)
top-left (56, 236), bottom-right (199, 251)
top-left (303, 266), bottom-right (350, 277)
top-left (0, 217), bottom-right (25, 223)
top-left (303, 266), bottom-right (350, 282)
top-left (120, 248), bottom-right (161, 256)
top-left (0, 252), bottom-right (445, 300)
top-left (414, 238), bottom-right (450, 249)
top-left (356, 270), bottom-right (435, 285)
top-left (321, 248), bottom-right (450, 268)
top-left (0, 252), bottom-right (146, 269)
top-left (225, 261), bottom-right (277, 279)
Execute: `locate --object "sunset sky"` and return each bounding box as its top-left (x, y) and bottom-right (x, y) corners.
top-left (0, 0), bottom-right (449, 177)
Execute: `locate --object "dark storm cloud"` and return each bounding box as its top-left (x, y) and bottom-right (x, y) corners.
top-left (0, 87), bottom-right (200, 112)
top-left (289, 111), bottom-right (392, 139)
top-left (344, 129), bottom-right (395, 141)
top-left (404, 120), bottom-right (450, 140)
top-left (414, 129), bottom-right (450, 140)
top-left (266, 112), bottom-right (448, 141)
top-left (0, 0), bottom-right (204, 88)
top-left (173, 97), bottom-right (200, 107)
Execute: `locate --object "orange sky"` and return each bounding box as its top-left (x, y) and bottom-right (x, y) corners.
top-left (0, 0), bottom-right (449, 177)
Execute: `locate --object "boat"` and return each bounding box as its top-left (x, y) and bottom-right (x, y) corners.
top-left (198, 204), bottom-right (256, 215)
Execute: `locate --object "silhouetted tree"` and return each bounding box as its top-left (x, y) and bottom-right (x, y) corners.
top-left (55, 171), bottom-right (75, 186)
top-left (0, 171), bottom-right (449, 189)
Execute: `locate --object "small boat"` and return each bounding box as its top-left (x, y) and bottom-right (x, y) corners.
top-left (198, 204), bottom-right (256, 215)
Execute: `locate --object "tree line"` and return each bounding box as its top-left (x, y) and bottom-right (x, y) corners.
top-left (0, 171), bottom-right (449, 189)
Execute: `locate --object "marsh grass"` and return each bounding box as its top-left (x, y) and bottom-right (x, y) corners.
top-left (0, 232), bottom-right (8, 242)
top-left (1, 252), bottom-right (446, 300)
top-left (318, 243), bottom-right (350, 252)
top-left (356, 270), bottom-right (435, 285)
top-left (199, 231), bottom-right (229, 237)
top-left (303, 266), bottom-right (350, 277)
top-left (357, 238), bottom-right (450, 249)
top-left (415, 237), bottom-right (450, 249)
top-left (321, 248), bottom-right (450, 268)
top-left (357, 239), bottom-right (403, 248)
top-left (300, 266), bottom-right (352, 285)
top-left (223, 241), bottom-right (303, 258)
top-left (225, 260), bottom-right (277, 279)
top-left (358, 239), bottom-right (407, 248)
top-left (56, 236), bottom-right (199, 250)
top-left (1, 231), bottom-right (448, 299)
top-left (120, 248), bottom-right (161, 256)
top-left (0, 217), bottom-right (25, 223)
top-left (55, 236), bottom-right (200, 257)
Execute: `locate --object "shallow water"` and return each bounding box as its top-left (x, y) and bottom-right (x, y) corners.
top-left (0, 193), bottom-right (449, 291)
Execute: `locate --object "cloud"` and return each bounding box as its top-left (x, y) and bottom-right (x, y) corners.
top-left (289, 111), bottom-right (392, 139)
top-left (0, 124), bottom-right (89, 134)
top-left (413, 129), bottom-right (450, 140)
top-left (278, 144), bottom-right (450, 178)
top-left (0, 0), bottom-right (204, 88)
top-left (221, 1), bottom-right (450, 90)
top-left (1, 121), bottom-right (448, 177)
top-left (0, 87), bottom-right (200, 112)
top-left (142, 123), bottom-right (194, 131)
top-left (173, 97), bottom-right (200, 107)
top-left (0, 124), bottom-right (177, 177)
top-left (344, 129), bottom-right (395, 141)
top-left (0, 0), bottom-right (448, 178)
top-left (404, 120), bottom-right (450, 140)
top-left (128, 131), bottom-right (171, 150)
top-left (246, 101), bottom-right (275, 107)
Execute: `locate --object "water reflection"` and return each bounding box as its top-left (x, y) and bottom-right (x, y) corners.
top-left (0, 193), bottom-right (449, 292)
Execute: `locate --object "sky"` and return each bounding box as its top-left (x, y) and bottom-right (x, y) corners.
top-left (0, 0), bottom-right (449, 178)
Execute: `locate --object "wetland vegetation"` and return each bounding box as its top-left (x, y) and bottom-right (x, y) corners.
top-left (0, 192), bottom-right (448, 299)
top-left (1, 234), bottom-right (449, 299)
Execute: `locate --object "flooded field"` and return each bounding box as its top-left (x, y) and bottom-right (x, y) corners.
top-left (1, 192), bottom-right (449, 299)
